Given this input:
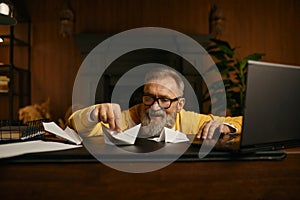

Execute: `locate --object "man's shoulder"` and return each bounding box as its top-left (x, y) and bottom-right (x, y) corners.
top-left (179, 109), bottom-right (203, 116)
top-left (179, 109), bottom-right (213, 123)
top-left (122, 103), bottom-right (143, 124)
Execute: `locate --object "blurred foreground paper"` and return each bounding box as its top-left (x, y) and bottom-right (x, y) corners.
top-left (0, 140), bottom-right (81, 159)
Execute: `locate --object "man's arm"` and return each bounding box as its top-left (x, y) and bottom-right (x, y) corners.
top-left (196, 115), bottom-right (243, 139)
top-left (67, 103), bottom-right (122, 135)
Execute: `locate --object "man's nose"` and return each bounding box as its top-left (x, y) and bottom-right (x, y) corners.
top-left (151, 100), bottom-right (161, 111)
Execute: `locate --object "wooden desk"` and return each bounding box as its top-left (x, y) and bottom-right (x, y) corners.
top-left (0, 143), bottom-right (299, 199)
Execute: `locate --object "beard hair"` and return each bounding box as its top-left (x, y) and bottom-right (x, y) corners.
top-left (139, 108), bottom-right (177, 138)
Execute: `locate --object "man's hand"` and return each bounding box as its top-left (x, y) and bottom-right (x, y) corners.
top-left (91, 103), bottom-right (122, 132)
top-left (196, 120), bottom-right (233, 140)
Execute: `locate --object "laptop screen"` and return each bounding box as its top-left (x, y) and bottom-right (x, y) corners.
top-left (241, 60), bottom-right (300, 150)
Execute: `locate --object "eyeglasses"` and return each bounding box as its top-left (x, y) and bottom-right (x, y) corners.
top-left (142, 95), bottom-right (182, 109)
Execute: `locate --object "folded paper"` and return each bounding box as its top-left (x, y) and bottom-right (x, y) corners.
top-left (42, 122), bottom-right (82, 145)
top-left (149, 127), bottom-right (190, 143)
top-left (103, 124), bottom-right (189, 145)
top-left (102, 124), bottom-right (140, 145)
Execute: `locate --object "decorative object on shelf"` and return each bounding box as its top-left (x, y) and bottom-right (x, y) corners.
top-left (206, 39), bottom-right (265, 116)
top-left (0, 0), bottom-right (16, 25)
top-left (0, 75), bottom-right (9, 92)
top-left (209, 5), bottom-right (225, 39)
top-left (59, 3), bottom-right (74, 38)
top-left (18, 98), bottom-right (52, 124)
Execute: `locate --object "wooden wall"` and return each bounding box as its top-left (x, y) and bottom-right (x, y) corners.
top-left (10, 0), bottom-right (300, 121)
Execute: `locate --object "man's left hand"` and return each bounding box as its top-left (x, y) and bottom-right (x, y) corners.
top-left (196, 120), bottom-right (233, 140)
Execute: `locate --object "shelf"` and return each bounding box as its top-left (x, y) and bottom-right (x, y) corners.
top-left (0, 35), bottom-right (30, 46)
top-left (0, 20), bottom-right (31, 120)
top-left (0, 64), bottom-right (30, 71)
top-left (0, 92), bottom-right (30, 96)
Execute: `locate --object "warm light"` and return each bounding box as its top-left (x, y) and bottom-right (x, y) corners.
top-left (0, 0), bottom-right (17, 25)
top-left (0, 2), bottom-right (9, 16)
top-left (0, 37), bottom-right (3, 42)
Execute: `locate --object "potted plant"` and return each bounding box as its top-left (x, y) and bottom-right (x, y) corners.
top-left (206, 38), bottom-right (265, 116)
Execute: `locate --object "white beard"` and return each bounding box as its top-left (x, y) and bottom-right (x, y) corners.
top-left (139, 108), bottom-right (177, 138)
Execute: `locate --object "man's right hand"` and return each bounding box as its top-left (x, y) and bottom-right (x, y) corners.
top-left (91, 103), bottom-right (122, 132)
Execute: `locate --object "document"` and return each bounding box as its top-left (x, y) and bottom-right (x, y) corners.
top-left (42, 122), bottom-right (83, 145)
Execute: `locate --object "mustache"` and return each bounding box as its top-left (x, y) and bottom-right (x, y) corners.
top-left (148, 109), bottom-right (165, 118)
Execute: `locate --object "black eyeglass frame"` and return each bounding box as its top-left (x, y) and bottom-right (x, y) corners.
top-left (142, 95), bottom-right (183, 109)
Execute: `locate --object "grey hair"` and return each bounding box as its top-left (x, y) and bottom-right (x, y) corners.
top-left (144, 67), bottom-right (184, 96)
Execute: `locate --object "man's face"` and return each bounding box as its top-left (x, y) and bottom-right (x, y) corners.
top-left (139, 76), bottom-right (184, 137)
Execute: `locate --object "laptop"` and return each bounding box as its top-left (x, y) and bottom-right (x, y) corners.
top-left (192, 60), bottom-right (300, 158)
top-left (240, 60), bottom-right (300, 152)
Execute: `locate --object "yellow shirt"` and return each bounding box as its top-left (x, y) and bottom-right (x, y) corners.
top-left (68, 104), bottom-right (243, 136)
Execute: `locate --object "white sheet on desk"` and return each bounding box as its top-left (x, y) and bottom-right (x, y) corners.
top-left (149, 127), bottom-right (190, 143)
top-left (0, 140), bottom-right (81, 159)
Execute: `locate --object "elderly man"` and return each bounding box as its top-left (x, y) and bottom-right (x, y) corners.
top-left (68, 67), bottom-right (242, 140)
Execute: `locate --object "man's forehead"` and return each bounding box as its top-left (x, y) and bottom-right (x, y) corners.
top-left (144, 77), bottom-right (179, 95)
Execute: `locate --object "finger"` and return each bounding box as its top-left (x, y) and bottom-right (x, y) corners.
top-left (98, 104), bottom-right (112, 124)
top-left (112, 104), bottom-right (122, 132)
top-left (220, 124), bottom-right (231, 134)
top-left (207, 122), bottom-right (218, 139)
top-left (91, 106), bottom-right (100, 122)
top-left (197, 121), bottom-right (208, 139)
top-left (98, 110), bottom-right (108, 123)
top-left (106, 105), bottom-right (117, 130)
top-left (202, 121), bottom-right (213, 139)
top-left (107, 117), bottom-right (116, 130)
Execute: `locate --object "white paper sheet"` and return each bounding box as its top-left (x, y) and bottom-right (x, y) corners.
top-left (0, 140), bottom-right (81, 159)
top-left (102, 124), bottom-right (140, 145)
top-left (42, 122), bottom-right (83, 145)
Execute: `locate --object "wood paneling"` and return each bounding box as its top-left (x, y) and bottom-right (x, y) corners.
top-left (1, 153), bottom-right (300, 199)
top-left (218, 0), bottom-right (300, 65)
top-left (16, 0), bottom-right (299, 121)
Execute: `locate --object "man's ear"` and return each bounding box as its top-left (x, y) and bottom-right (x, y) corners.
top-left (177, 98), bottom-right (185, 112)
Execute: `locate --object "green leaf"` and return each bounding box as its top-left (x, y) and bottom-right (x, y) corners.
top-left (210, 38), bottom-right (232, 49)
top-left (206, 39), bottom-right (265, 116)
top-left (210, 38), bottom-right (235, 58)
top-left (219, 45), bottom-right (234, 58)
top-left (209, 50), bottom-right (227, 61)
top-left (206, 45), bottom-right (219, 52)
top-left (240, 53), bottom-right (266, 69)
top-left (245, 53), bottom-right (266, 61)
